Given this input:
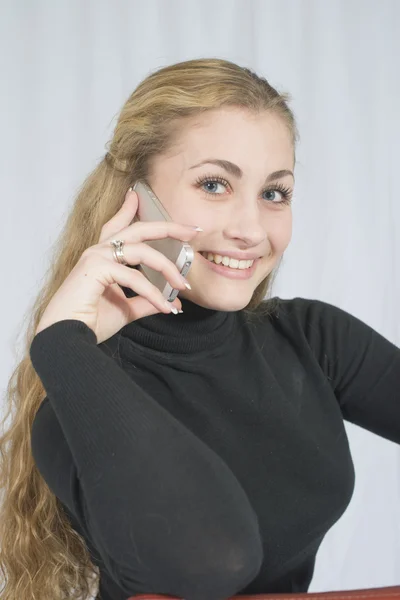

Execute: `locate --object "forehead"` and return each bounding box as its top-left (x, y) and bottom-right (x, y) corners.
top-left (165, 107), bottom-right (294, 173)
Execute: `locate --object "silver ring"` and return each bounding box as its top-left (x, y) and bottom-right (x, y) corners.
top-left (110, 240), bottom-right (128, 265)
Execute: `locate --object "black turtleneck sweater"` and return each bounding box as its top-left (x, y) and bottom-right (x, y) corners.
top-left (29, 295), bottom-right (400, 600)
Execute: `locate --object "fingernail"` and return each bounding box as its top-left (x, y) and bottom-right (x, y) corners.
top-left (164, 300), bottom-right (174, 313)
top-left (170, 306), bottom-right (179, 315)
top-left (193, 226), bottom-right (203, 231)
top-left (183, 281), bottom-right (191, 290)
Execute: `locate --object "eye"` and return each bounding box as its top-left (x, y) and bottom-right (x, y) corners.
top-left (263, 189), bottom-right (288, 203)
top-left (194, 174), bottom-right (293, 205)
top-left (200, 179), bottom-right (226, 194)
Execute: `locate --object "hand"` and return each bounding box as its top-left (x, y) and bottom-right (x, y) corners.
top-left (35, 188), bottom-right (200, 345)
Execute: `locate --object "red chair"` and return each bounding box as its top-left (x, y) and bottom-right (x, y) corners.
top-left (128, 586), bottom-right (400, 600)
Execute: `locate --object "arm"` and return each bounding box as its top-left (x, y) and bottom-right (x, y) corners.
top-left (30, 319), bottom-right (262, 599)
top-left (300, 299), bottom-right (400, 444)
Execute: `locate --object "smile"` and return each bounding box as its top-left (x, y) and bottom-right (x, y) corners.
top-left (197, 252), bottom-right (259, 280)
top-left (200, 252), bottom-right (254, 270)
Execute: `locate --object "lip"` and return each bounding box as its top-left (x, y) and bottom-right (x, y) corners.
top-left (197, 251), bottom-right (259, 280)
top-left (200, 250), bottom-right (262, 261)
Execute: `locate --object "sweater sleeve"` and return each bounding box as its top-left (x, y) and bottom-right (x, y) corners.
top-left (29, 319), bottom-right (263, 600)
top-left (298, 299), bottom-right (400, 445)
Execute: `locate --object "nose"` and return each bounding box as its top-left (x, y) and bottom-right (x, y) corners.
top-left (224, 203), bottom-right (267, 248)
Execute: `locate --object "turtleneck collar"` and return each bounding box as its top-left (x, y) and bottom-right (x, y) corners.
top-left (118, 290), bottom-right (237, 354)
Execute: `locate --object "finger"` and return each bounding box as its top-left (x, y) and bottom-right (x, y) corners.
top-left (109, 261), bottom-right (183, 315)
top-left (109, 220), bottom-right (202, 245)
top-left (88, 241), bottom-right (190, 293)
top-left (98, 188), bottom-right (138, 244)
top-left (110, 242), bottom-right (190, 291)
top-left (126, 295), bottom-right (183, 321)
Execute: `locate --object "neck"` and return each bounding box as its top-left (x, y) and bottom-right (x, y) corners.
top-left (118, 289), bottom-right (237, 354)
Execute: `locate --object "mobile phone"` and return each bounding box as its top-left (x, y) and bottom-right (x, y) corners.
top-left (131, 180), bottom-right (194, 303)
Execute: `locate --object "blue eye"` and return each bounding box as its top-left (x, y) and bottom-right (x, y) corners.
top-left (194, 174), bottom-right (293, 205)
top-left (202, 180), bottom-right (223, 194)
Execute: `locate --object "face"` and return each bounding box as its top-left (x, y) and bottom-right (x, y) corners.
top-left (147, 107), bottom-right (294, 312)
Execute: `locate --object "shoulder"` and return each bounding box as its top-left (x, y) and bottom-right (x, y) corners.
top-left (245, 298), bottom-right (400, 414)
top-left (265, 295), bottom-right (360, 323)
top-left (246, 295), bottom-right (371, 347)
top-left (246, 295), bottom-right (349, 326)
top-left (275, 296), bottom-right (373, 336)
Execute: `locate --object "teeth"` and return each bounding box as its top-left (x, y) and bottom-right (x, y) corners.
top-left (201, 252), bottom-right (254, 269)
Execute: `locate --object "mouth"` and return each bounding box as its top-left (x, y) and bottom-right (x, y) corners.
top-left (200, 251), bottom-right (257, 268)
top-left (197, 251), bottom-right (260, 280)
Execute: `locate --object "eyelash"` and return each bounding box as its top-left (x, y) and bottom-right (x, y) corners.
top-left (194, 174), bottom-right (293, 205)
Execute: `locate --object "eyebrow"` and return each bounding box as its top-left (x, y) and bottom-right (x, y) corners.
top-left (189, 158), bottom-right (295, 183)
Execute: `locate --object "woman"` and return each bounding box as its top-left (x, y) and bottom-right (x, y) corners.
top-left (0, 58), bottom-right (399, 600)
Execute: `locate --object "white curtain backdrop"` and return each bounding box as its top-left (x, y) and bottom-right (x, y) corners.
top-left (1, 0), bottom-right (399, 594)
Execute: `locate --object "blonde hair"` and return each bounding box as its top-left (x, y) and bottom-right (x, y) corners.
top-left (0, 58), bottom-right (299, 599)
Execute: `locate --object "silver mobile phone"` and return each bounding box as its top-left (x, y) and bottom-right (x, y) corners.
top-left (132, 180), bottom-right (194, 303)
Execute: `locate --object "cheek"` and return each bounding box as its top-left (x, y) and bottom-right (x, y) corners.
top-left (268, 212), bottom-right (293, 252)
top-left (168, 195), bottom-right (204, 224)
